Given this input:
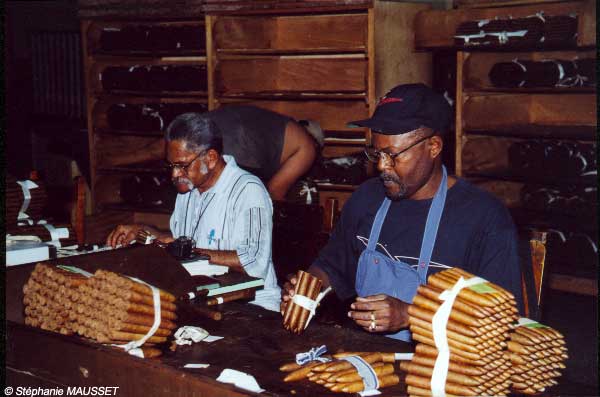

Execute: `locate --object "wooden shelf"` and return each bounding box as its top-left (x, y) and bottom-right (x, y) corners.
top-left (95, 90), bottom-right (209, 98)
top-left (465, 171), bottom-right (596, 186)
top-left (464, 125), bottom-right (597, 141)
top-left (217, 48), bottom-right (366, 56)
top-left (510, 207), bottom-right (598, 233)
top-left (465, 87), bottom-right (596, 95)
top-left (548, 273), bottom-right (598, 296)
top-left (91, 54), bottom-right (207, 62)
top-left (218, 92), bottom-right (366, 100)
top-left (316, 183), bottom-right (358, 191)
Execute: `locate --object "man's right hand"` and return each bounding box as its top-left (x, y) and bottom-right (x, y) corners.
top-left (106, 224), bottom-right (144, 248)
top-left (280, 272), bottom-right (299, 315)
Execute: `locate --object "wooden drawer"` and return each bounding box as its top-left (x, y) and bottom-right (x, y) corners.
top-left (220, 99), bottom-right (369, 132)
top-left (469, 179), bottom-right (524, 208)
top-left (463, 50), bottom-right (596, 91)
top-left (216, 56), bottom-right (367, 95)
top-left (213, 13), bottom-right (368, 53)
top-left (463, 93), bottom-right (596, 129)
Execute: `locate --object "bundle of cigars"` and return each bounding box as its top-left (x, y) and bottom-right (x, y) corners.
top-left (6, 175), bottom-right (47, 223)
top-left (23, 263), bottom-right (177, 358)
top-left (506, 320), bottom-right (568, 395)
top-left (282, 270), bottom-right (323, 334)
top-left (403, 267), bottom-right (567, 397)
top-left (280, 351), bottom-right (400, 393)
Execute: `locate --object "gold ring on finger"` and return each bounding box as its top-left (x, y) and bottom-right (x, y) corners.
top-left (369, 320), bottom-right (376, 331)
top-left (370, 311), bottom-right (376, 321)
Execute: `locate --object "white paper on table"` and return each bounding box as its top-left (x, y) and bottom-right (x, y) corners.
top-left (216, 369), bottom-right (265, 393)
top-left (184, 363), bottom-right (210, 369)
top-left (203, 335), bottom-right (224, 343)
top-left (182, 260), bottom-right (229, 276)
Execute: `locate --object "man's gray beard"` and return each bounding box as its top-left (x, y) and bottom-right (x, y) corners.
top-left (174, 177), bottom-right (194, 191)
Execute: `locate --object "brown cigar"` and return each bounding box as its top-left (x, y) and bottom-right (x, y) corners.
top-left (400, 361), bottom-right (481, 387)
top-left (410, 353), bottom-right (485, 377)
top-left (416, 285), bottom-right (488, 319)
top-left (406, 374), bottom-right (480, 396)
top-left (410, 326), bottom-right (482, 357)
top-left (95, 270), bottom-right (176, 302)
top-left (407, 385), bottom-right (463, 397)
top-left (427, 272), bottom-right (497, 307)
top-left (414, 343), bottom-right (483, 366)
top-left (283, 362), bottom-right (320, 381)
top-left (282, 270), bottom-right (305, 329)
top-left (139, 346), bottom-right (162, 358)
top-left (107, 296), bottom-right (177, 320)
top-left (335, 363), bottom-right (390, 383)
top-left (341, 374), bottom-right (400, 393)
top-left (412, 295), bottom-right (484, 327)
top-left (206, 288), bottom-right (255, 306)
top-left (288, 271), bottom-right (310, 332)
top-left (294, 276), bottom-right (321, 333)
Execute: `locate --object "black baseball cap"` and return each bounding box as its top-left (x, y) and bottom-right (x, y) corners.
top-left (348, 83), bottom-right (452, 135)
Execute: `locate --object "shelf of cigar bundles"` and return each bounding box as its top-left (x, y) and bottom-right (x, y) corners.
top-left (23, 263), bottom-right (177, 358)
top-left (280, 351), bottom-right (400, 393)
top-left (403, 267), bottom-right (568, 397)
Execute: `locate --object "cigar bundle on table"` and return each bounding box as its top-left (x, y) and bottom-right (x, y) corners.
top-left (506, 320), bottom-right (568, 395)
top-left (6, 175), bottom-right (47, 223)
top-left (282, 270), bottom-right (323, 334)
top-left (403, 267), bottom-right (519, 397)
top-left (23, 263), bottom-right (89, 335)
top-left (280, 352), bottom-right (400, 393)
top-left (23, 264), bottom-right (177, 357)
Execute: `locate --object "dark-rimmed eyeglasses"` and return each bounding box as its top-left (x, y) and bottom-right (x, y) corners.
top-left (164, 150), bottom-right (207, 174)
top-left (364, 135), bottom-right (432, 164)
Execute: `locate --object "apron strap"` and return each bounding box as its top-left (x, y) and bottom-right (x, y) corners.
top-left (416, 166), bottom-right (448, 283)
top-left (366, 198), bottom-right (391, 250)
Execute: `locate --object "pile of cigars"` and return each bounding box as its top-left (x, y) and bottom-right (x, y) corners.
top-left (281, 352), bottom-right (400, 393)
top-left (282, 270), bottom-right (323, 334)
top-left (23, 263), bottom-right (177, 358)
top-left (403, 267), bottom-right (568, 397)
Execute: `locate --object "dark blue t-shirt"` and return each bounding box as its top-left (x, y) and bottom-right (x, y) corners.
top-left (314, 176), bottom-right (523, 311)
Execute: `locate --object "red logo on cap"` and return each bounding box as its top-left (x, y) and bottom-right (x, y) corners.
top-left (377, 96), bottom-right (403, 106)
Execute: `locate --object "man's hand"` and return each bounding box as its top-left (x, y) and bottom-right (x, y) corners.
top-left (106, 224), bottom-right (144, 248)
top-left (280, 273), bottom-right (298, 315)
top-left (348, 294), bottom-right (409, 333)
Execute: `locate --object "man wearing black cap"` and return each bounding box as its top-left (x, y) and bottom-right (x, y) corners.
top-left (281, 83), bottom-right (521, 340)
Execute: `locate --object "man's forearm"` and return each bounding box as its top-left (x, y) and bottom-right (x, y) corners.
top-left (195, 249), bottom-right (245, 273)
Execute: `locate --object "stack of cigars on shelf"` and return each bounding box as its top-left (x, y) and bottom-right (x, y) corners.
top-left (404, 267), bottom-right (568, 397)
top-left (23, 263), bottom-right (177, 359)
top-left (6, 174), bottom-right (77, 247)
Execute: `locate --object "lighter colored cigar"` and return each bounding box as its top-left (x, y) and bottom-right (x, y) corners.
top-left (327, 362), bottom-right (384, 382)
top-left (324, 353), bottom-right (383, 373)
top-left (414, 343), bottom-right (483, 366)
top-left (428, 272), bottom-right (498, 307)
top-left (409, 316), bottom-right (485, 347)
top-left (318, 372), bottom-right (334, 381)
top-left (507, 340), bottom-right (528, 355)
top-left (432, 270), bottom-right (506, 307)
top-left (294, 275), bottom-right (321, 333)
top-left (407, 305), bottom-right (480, 337)
top-left (405, 374), bottom-right (478, 396)
top-left (108, 309), bottom-right (177, 329)
top-left (107, 330), bottom-right (167, 344)
top-left (138, 346), bottom-right (162, 358)
top-left (410, 325), bottom-right (481, 356)
top-left (341, 374), bottom-right (399, 393)
top-left (314, 379), bottom-right (326, 385)
top-left (510, 332), bottom-right (539, 346)
top-left (410, 354), bottom-right (485, 377)
top-left (407, 385), bottom-right (463, 397)
top-left (307, 373), bottom-right (320, 382)
top-left (102, 281), bottom-right (177, 311)
top-left (516, 326), bottom-right (551, 343)
top-left (288, 271), bottom-right (310, 332)
top-left (412, 295), bottom-right (483, 327)
top-left (108, 321), bottom-right (173, 337)
top-left (336, 363), bottom-right (394, 383)
top-left (332, 352), bottom-right (396, 363)
top-left (400, 361), bottom-right (481, 387)
top-left (95, 270), bottom-right (176, 302)
top-left (108, 296), bottom-right (177, 320)
top-left (445, 267), bottom-right (515, 301)
top-left (329, 382), bottom-right (351, 392)
top-left (279, 362), bottom-right (302, 372)
top-left (416, 285), bottom-right (488, 319)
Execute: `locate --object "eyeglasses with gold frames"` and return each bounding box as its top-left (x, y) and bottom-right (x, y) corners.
top-left (364, 135), bottom-right (432, 164)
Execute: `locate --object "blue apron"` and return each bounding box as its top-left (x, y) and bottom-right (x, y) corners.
top-left (355, 166), bottom-right (448, 341)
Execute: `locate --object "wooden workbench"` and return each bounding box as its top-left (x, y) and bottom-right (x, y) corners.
top-left (5, 245), bottom-right (412, 396)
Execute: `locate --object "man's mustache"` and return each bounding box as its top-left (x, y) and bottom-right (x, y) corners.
top-left (380, 173), bottom-right (399, 183)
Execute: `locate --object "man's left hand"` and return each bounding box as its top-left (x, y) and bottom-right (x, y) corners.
top-left (348, 294), bottom-right (409, 333)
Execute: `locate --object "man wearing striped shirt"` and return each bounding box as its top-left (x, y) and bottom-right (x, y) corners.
top-left (106, 113), bottom-right (281, 312)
